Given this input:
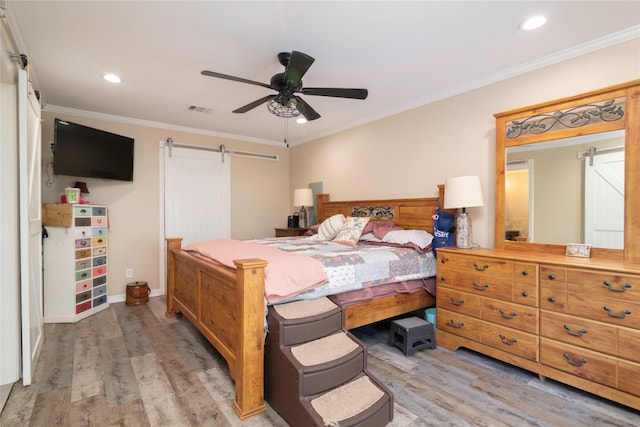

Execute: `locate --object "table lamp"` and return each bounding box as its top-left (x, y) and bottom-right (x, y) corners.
top-left (293, 188), bottom-right (314, 229)
top-left (444, 175), bottom-right (484, 248)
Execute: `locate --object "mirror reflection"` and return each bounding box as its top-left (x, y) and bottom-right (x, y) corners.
top-left (505, 130), bottom-right (624, 248)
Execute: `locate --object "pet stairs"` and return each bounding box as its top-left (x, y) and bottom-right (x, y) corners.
top-left (265, 297), bottom-right (393, 427)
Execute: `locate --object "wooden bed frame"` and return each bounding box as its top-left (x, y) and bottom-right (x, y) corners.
top-left (165, 185), bottom-right (445, 419)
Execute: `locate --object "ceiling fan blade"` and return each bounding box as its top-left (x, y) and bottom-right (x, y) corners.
top-left (295, 96), bottom-right (321, 121)
top-left (300, 87), bottom-right (368, 99)
top-left (284, 51), bottom-right (315, 87)
top-left (233, 95), bottom-right (276, 113)
top-left (201, 70), bottom-right (272, 90)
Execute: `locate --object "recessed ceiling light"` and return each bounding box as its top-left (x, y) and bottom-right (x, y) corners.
top-left (520, 15), bottom-right (547, 31)
top-left (103, 73), bottom-right (121, 83)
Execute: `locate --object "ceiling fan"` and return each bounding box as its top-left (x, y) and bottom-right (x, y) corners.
top-left (201, 51), bottom-right (368, 121)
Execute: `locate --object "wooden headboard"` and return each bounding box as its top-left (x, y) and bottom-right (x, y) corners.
top-left (315, 184), bottom-right (446, 232)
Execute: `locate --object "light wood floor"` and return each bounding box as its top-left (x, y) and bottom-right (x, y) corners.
top-left (2, 296), bottom-right (638, 426)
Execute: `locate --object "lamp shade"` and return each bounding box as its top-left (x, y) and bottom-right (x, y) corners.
top-left (73, 181), bottom-right (90, 193)
top-left (293, 188), bottom-right (314, 207)
top-left (444, 176), bottom-right (484, 209)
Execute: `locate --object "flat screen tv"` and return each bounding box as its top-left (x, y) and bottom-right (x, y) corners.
top-left (53, 118), bottom-right (135, 182)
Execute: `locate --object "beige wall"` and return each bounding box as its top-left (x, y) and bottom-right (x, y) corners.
top-left (290, 39), bottom-right (640, 249)
top-left (39, 39), bottom-right (640, 301)
top-left (41, 112), bottom-right (290, 299)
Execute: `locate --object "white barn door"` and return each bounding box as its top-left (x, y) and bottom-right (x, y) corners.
top-left (163, 146), bottom-right (230, 247)
top-left (584, 150), bottom-right (624, 249)
top-left (18, 69), bottom-right (43, 385)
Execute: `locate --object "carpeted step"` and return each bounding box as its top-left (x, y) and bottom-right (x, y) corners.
top-left (302, 374), bottom-right (393, 427)
top-left (269, 297), bottom-right (342, 346)
top-left (287, 331), bottom-right (364, 396)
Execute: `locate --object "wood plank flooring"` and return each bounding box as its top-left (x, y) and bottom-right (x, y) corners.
top-left (2, 296), bottom-right (638, 426)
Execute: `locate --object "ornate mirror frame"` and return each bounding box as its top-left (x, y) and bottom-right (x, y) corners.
top-left (494, 80), bottom-right (640, 263)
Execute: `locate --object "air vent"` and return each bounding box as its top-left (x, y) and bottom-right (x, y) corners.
top-left (187, 104), bottom-right (213, 114)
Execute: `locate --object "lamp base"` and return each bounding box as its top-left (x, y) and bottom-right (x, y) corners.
top-left (456, 211), bottom-right (473, 249)
top-left (298, 206), bottom-right (308, 229)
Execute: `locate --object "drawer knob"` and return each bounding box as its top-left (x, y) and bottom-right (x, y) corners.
top-left (499, 309), bottom-right (517, 319)
top-left (563, 324), bottom-right (588, 337)
top-left (440, 257), bottom-right (448, 264)
top-left (548, 297), bottom-right (556, 303)
top-left (521, 270), bottom-right (528, 276)
top-left (603, 306), bottom-right (631, 319)
top-left (603, 281), bottom-right (632, 292)
top-left (499, 334), bottom-right (517, 346)
top-left (548, 274), bottom-right (556, 280)
top-left (521, 291), bottom-right (528, 297)
top-left (450, 297), bottom-right (464, 306)
top-left (563, 353), bottom-right (587, 367)
top-left (473, 262), bottom-right (489, 271)
top-left (472, 281), bottom-right (489, 291)
top-left (447, 320), bottom-right (464, 329)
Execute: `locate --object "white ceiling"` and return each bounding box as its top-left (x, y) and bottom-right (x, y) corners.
top-left (7, 1), bottom-right (640, 146)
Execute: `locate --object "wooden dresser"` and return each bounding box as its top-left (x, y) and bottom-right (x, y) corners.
top-left (436, 247), bottom-right (640, 410)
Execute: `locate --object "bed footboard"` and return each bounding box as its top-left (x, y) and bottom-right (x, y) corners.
top-left (166, 238), bottom-right (267, 419)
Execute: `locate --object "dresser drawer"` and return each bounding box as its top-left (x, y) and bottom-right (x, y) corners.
top-left (540, 266), bottom-right (567, 312)
top-left (540, 338), bottom-right (617, 388)
top-left (75, 259), bottom-right (92, 271)
top-left (567, 270), bottom-right (640, 300)
top-left (455, 271), bottom-right (514, 301)
top-left (92, 216), bottom-right (107, 227)
top-left (618, 360), bottom-right (640, 397)
top-left (513, 262), bottom-right (538, 307)
top-left (481, 322), bottom-right (538, 361)
top-left (75, 238), bottom-right (92, 249)
top-left (92, 236), bottom-right (107, 247)
top-left (540, 311), bottom-right (617, 356)
top-left (92, 246), bottom-right (107, 256)
top-left (618, 327), bottom-right (640, 363)
top-left (93, 265), bottom-right (107, 277)
top-left (440, 253), bottom-right (513, 279)
top-left (481, 299), bottom-right (538, 334)
top-left (73, 227), bottom-right (92, 239)
top-left (76, 248), bottom-right (92, 259)
top-left (437, 309), bottom-right (481, 342)
top-left (75, 280), bottom-right (92, 293)
top-left (568, 290), bottom-right (640, 330)
top-left (437, 287), bottom-right (481, 317)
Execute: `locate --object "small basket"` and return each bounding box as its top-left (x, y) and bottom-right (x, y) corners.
top-left (126, 281), bottom-right (150, 306)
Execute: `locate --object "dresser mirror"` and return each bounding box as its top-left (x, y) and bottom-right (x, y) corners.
top-left (494, 80), bottom-right (640, 263)
top-left (505, 130), bottom-right (624, 248)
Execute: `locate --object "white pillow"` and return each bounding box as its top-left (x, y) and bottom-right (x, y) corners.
top-left (317, 214), bottom-right (346, 240)
top-left (382, 230), bottom-right (434, 249)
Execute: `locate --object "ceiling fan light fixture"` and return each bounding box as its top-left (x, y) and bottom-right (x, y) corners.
top-left (296, 117), bottom-right (307, 124)
top-left (267, 97), bottom-right (303, 118)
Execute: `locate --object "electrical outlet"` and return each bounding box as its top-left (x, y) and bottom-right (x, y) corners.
top-left (126, 268), bottom-right (133, 278)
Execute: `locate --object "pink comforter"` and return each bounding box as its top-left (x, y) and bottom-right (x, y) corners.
top-left (184, 239), bottom-right (328, 303)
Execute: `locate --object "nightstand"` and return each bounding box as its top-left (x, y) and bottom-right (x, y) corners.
top-left (275, 227), bottom-right (309, 237)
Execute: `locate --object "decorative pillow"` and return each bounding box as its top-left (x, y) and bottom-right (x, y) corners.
top-left (333, 217), bottom-right (370, 246)
top-left (382, 229), bottom-right (434, 249)
top-left (362, 221), bottom-right (403, 239)
top-left (317, 214), bottom-right (346, 240)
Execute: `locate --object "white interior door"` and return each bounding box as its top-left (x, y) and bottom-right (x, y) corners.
top-left (18, 69), bottom-right (43, 385)
top-left (584, 150), bottom-right (624, 249)
top-left (163, 146), bottom-right (230, 246)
